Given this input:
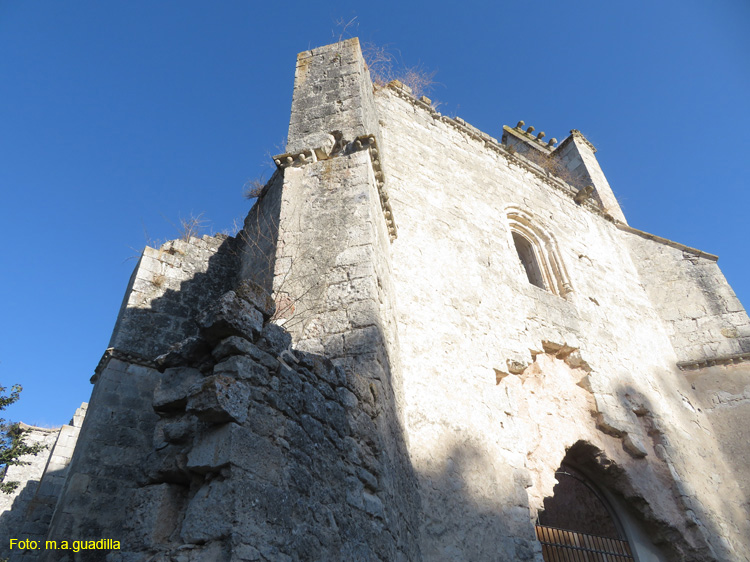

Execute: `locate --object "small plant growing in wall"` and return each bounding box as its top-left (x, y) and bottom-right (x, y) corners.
top-left (0, 385), bottom-right (46, 494)
top-left (362, 42), bottom-right (438, 100)
top-left (242, 177), bottom-right (266, 201)
top-left (178, 213), bottom-right (207, 242)
top-left (330, 18), bottom-right (439, 102)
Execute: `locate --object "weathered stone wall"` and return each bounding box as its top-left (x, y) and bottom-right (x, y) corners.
top-left (109, 234), bottom-right (239, 359)
top-left (1, 427), bottom-right (59, 523)
top-left (38, 358), bottom-right (160, 562)
top-left (1, 427), bottom-right (61, 556)
top-left (682, 361), bottom-right (750, 512)
top-left (286, 39), bottom-right (380, 156)
top-left (25, 279), bottom-right (418, 561)
top-left (109, 286), bottom-right (417, 561)
top-left (27, 233), bottom-right (241, 561)
top-left (375, 82), bottom-right (750, 560)
top-left (237, 170), bottom-right (283, 292)
top-left (623, 230), bottom-right (750, 364)
top-left (250, 37), bottom-right (420, 558)
top-left (19, 38), bottom-right (419, 562)
top-left (0, 405), bottom-right (87, 561)
top-left (554, 130), bottom-right (627, 223)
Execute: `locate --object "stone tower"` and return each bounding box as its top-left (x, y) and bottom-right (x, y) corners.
top-left (2, 38), bottom-right (750, 562)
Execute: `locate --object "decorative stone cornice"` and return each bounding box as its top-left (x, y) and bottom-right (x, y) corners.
top-left (91, 347), bottom-right (157, 383)
top-left (504, 122), bottom-right (558, 151)
top-left (615, 223), bottom-right (718, 262)
top-left (272, 148), bottom-right (316, 169)
top-left (273, 135), bottom-right (397, 241)
top-left (382, 83), bottom-right (611, 221)
top-left (678, 351), bottom-right (750, 371)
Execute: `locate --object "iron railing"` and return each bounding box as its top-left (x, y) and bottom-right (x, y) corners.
top-left (535, 525), bottom-right (635, 561)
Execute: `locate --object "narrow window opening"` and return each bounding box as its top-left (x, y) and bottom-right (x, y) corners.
top-left (512, 232), bottom-right (546, 290)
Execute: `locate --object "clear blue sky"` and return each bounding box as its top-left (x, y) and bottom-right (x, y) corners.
top-left (2, 1), bottom-right (748, 426)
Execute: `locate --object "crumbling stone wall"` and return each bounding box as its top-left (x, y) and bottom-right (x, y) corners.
top-left (115, 282), bottom-right (417, 560)
top-left (0, 405), bottom-right (87, 561)
top-left (109, 234), bottom-right (239, 359)
top-left (27, 280), bottom-right (418, 561)
top-left (27, 234), bottom-right (241, 562)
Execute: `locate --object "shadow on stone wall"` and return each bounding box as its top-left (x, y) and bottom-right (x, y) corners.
top-left (37, 182), bottom-right (421, 561)
top-left (413, 441), bottom-right (540, 561)
top-left (108, 233), bottom-right (242, 360)
top-left (0, 466), bottom-right (66, 560)
top-left (610, 382), bottom-right (747, 561)
top-left (38, 231), bottom-right (248, 562)
top-left (1, 478), bottom-right (40, 558)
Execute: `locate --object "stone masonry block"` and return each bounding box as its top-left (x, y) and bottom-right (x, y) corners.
top-left (181, 479), bottom-right (233, 544)
top-left (155, 335), bottom-right (212, 370)
top-left (153, 367), bottom-right (204, 413)
top-left (213, 355), bottom-right (268, 386)
top-left (125, 483), bottom-right (187, 548)
top-left (235, 279), bottom-right (276, 319)
top-left (212, 336), bottom-right (280, 370)
top-left (186, 422), bottom-right (238, 473)
top-left (186, 375), bottom-right (251, 424)
top-left (212, 335), bottom-right (257, 361)
top-left (196, 291), bottom-right (263, 343)
top-left (623, 433), bottom-right (648, 459)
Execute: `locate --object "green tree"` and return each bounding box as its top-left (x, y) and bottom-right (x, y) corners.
top-left (1, 385), bottom-right (46, 494)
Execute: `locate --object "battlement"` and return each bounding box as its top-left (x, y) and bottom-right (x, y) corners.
top-left (503, 121), bottom-right (559, 152)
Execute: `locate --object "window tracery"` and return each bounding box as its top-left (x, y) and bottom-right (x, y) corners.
top-left (506, 207), bottom-right (572, 297)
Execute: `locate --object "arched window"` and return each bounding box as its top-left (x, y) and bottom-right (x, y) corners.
top-left (512, 231), bottom-right (546, 289)
top-left (506, 208), bottom-right (572, 296)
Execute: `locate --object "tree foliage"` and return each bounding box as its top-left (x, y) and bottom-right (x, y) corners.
top-left (1, 385), bottom-right (46, 494)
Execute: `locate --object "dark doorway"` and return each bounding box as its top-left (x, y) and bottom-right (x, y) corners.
top-left (536, 464), bottom-right (635, 561)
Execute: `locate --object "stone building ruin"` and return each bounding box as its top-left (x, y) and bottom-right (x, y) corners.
top-left (2, 38), bottom-right (750, 561)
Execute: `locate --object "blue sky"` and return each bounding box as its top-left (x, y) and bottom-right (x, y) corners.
top-left (2, 1), bottom-right (748, 426)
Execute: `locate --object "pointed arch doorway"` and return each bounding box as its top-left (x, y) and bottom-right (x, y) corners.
top-left (536, 463), bottom-right (636, 561)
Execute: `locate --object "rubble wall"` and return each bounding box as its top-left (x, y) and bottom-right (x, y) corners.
top-left (29, 38), bottom-right (420, 561)
top-left (31, 234), bottom-right (241, 561)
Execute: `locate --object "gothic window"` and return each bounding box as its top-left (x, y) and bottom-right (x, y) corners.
top-left (512, 231), bottom-right (546, 289)
top-left (506, 207), bottom-right (572, 297)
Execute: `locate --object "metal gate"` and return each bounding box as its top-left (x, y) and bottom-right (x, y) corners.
top-left (536, 525), bottom-right (635, 561)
